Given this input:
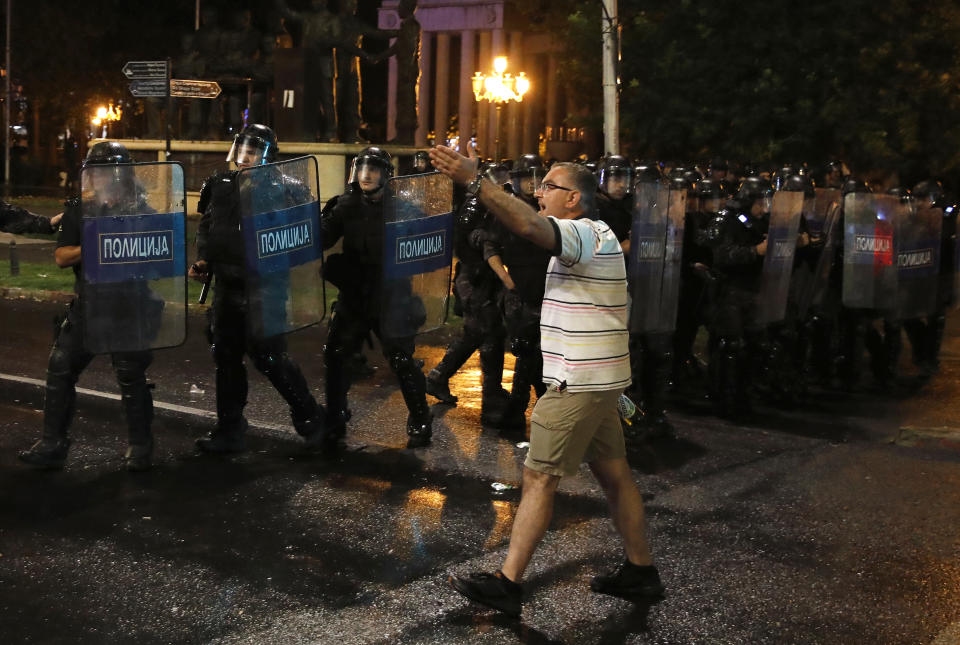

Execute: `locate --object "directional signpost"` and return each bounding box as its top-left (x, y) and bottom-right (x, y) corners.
top-left (170, 79), bottom-right (221, 99)
top-left (122, 60), bottom-right (168, 80)
top-left (129, 79), bottom-right (168, 98)
top-left (123, 60), bottom-right (222, 155)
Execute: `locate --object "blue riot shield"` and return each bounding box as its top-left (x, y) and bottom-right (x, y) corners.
top-left (755, 191), bottom-right (804, 325)
top-left (842, 193), bottom-right (905, 310)
top-left (629, 182), bottom-right (686, 333)
top-left (381, 172), bottom-right (455, 339)
top-left (238, 156), bottom-right (324, 339)
top-left (80, 162), bottom-right (187, 354)
top-left (897, 203), bottom-right (942, 319)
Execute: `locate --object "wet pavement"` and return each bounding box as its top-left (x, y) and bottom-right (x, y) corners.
top-left (0, 297), bottom-right (958, 644)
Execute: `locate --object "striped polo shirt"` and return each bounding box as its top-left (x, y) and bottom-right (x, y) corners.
top-left (540, 216), bottom-right (631, 392)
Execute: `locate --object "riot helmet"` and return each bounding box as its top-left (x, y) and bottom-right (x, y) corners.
top-left (479, 161), bottom-right (510, 186)
top-left (737, 176), bottom-right (773, 215)
top-left (349, 146), bottom-right (394, 195)
top-left (598, 155), bottom-right (634, 200)
top-left (85, 141), bottom-right (133, 167)
top-left (633, 162), bottom-right (661, 185)
top-left (772, 165), bottom-right (797, 191)
top-left (509, 153), bottom-right (545, 198)
top-left (841, 177), bottom-right (870, 195)
top-left (824, 160), bottom-right (845, 188)
top-left (780, 174), bottom-right (813, 194)
top-left (84, 142), bottom-right (136, 207)
top-left (911, 180), bottom-right (945, 208)
top-left (412, 150), bottom-right (432, 173)
top-left (681, 169), bottom-right (703, 185)
top-left (697, 178), bottom-right (723, 215)
top-left (886, 186), bottom-right (911, 203)
top-left (226, 123), bottom-right (278, 167)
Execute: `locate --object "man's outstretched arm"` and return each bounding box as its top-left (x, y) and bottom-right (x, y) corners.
top-left (429, 145), bottom-right (555, 250)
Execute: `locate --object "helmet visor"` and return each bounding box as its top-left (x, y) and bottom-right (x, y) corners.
top-left (226, 134), bottom-right (270, 167)
top-left (511, 168), bottom-right (544, 197)
top-left (481, 165), bottom-right (510, 186)
top-left (349, 158), bottom-right (387, 193)
top-left (600, 167), bottom-right (634, 199)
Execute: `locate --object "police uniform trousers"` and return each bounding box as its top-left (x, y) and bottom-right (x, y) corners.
top-left (43, 300), bottom-right (153, 449)
top-left (209, 283), bottom-right (321, 434)
top-left (324, 297), bottom-right (430, 426)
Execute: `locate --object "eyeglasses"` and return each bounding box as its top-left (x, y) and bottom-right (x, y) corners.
top-left (537, 181), bottom-right (575, 194)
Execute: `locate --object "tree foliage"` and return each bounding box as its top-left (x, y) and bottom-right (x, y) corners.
top-left (511, 0), bottom-right (960, 179)
top-left (4, 0), bottom-right (192, 136)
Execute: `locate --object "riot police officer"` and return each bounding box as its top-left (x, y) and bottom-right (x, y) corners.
top-left (19, 142), bottom-right (156, 471)
top-left (412, 150), bottom-right (432, 174)
top-left (481, 153), bottom-right (551, 430)
top-left (705, 176), bottom-right (772, 418)
top-left (321, 146), bottom-right (434, 448)
top-left (595, 155), bottom-right (634, 243)
top-left (672, 176), bottom-right (719, 391)
top-left (426, 161), bottom-right (509, 421)
top-left (189, 124), bottom-right (325, 453)
top-left (903, 180), bottom-right (952, 377)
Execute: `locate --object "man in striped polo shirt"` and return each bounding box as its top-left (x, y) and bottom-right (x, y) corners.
top-left (429, 146), bottom-right (663, 618)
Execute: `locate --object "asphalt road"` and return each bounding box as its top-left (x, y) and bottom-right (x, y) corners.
top-left (0, 296), bottom-right (958, 644)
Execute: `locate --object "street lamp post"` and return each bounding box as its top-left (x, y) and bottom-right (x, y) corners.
top-left (472, 56), bottom-right (529, 160)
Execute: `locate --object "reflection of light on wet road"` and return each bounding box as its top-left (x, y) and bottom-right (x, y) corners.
top-left (393, 487), bottom-right (447, 559)
top-left (483, 499), bottom-right (516, 550)
top-left (331, 475), bottom-right (391, 497)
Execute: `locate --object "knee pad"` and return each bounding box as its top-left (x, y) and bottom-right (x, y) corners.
top-left (212, 340), bottom-right (244, 366)
top-left (251, 350), bottom-right (282, 375)
top-left (112, 353), bottom-right (152, 388)
top-left (387, 348), bottom-right (416, 374)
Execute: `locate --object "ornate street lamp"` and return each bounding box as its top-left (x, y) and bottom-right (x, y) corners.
top-left (472, 57), bottom-right (530, 160)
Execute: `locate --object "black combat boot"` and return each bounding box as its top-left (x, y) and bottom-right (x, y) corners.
top-left (197, 417), bottom-right (248, 453)
top-left (19, 437), bottom-right (72, 470)
top-left (120, 380), bottom-right (154, 471)
top-left (426, 368), bottom-right (458, 405)
top-left (19, 378), bottom-right (76, 469)
top-left (406, 413), bottom-right (433, 448)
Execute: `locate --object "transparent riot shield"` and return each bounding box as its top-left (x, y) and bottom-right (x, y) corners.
top-left (842, 193), bottom-right (905, 310)
top-left (810, 188), bottom-right (841, 237)
top-left (238, 156), bottom-right (324, 339)
top-left (381, 173), bottom-right (455, 339)
top-left (629, 183), bottom-right (686, 333)
top-left (80, 162), bottom-right (187, 354)
top-left (755, 191), bottom-right (804, 324)
top-left (897, 203), bottom-right (942, 319)
top-left (798, 198), bottom-right (842, 316)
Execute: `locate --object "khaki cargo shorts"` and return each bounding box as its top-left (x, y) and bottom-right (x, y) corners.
top-left (524, 388), bottom-right (625, 477)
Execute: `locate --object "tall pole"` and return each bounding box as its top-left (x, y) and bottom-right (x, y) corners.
top-left (4, 0), bottom-right (11, 186)
top-left (195, 0), bottom-right (200, 30)
top-left (601, 0), bottom-right (619, 155)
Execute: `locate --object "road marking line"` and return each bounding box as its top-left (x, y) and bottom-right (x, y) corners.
top-left (0, 372), bottom-right (293, 433)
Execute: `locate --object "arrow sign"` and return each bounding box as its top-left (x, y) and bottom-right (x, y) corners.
top-left (122, 60), bottom-right (168, 80)
top-left (129, 79), bottom-right (168, 98)
top-left (170, 79), bottom-right (221, 99)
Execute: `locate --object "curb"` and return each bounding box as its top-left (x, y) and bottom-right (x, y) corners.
top-left (1, 288), bottom-right (211, 315)
top-left (0, 287), bottom-right (74, 304)
top-left (893, 426), bottom-right (960, 453)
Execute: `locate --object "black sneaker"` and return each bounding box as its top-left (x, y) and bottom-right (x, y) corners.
top-left (449, 570), bottom-right (522, 617)
top-left (590, 561), bottom-right (665, 600)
